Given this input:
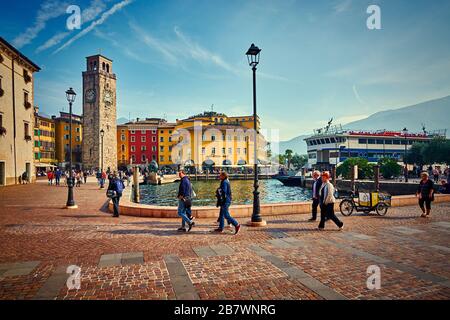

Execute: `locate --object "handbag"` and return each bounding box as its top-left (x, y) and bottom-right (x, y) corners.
top-left (183, 197), bottom-right (192, 208)
top-left (106, 190), bottom-right (117, 198)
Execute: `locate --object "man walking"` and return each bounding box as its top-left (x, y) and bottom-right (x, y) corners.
top-left (108, 172), bottom-right (125, 218)
top-left (214, 171), bottom-right (241, 234)
top-left (318, 171), bottom-right (344, 231)
top-left (308, 170), bottom-right (322, 221)
top-left (55, 168), bottom-right (61, 186)
top-left (177, 169), bottom-right (195, 232)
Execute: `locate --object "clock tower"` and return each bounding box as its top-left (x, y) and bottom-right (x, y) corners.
top-left (82, 54), bottom-right (117, 171)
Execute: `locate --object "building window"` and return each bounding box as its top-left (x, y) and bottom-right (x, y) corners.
top-left (131, 146), bottom-right (135, 152)
top-left (169, 146), bottom-right (172, 152)
top-left (168, 137), bottom-right (172, 142)
top-left (131, 155), bottom-right (136, 162)
top-left (160, 137), bottom-right (164, 142)
top-left (141, 130), bottom-right (146, 134)
top-left (160, 156), bottom-right (164, 162)
top-left (228, 148), bottom-right (232, 154)
top-left (141, 155), bottom-right (146, 162)
top-left (141, 136), bottom-right (146, 142)
top-left (244, 148), bottom-right (247, 154)
top-left (130, 130), bottom-right (135, 134)
top-left (121, 129), bottom-right (125, 133)
top-left (212, 147), bottom-right (216, 155)
top-left (121, 145), bottom-right (125, 152)
top-left (169, 155), bottom-right (172, 161)
top-left (24, 122), bottom-right (30, 139)
top-left (152, 146), bottom-right (156, 152)
top-left (76, 127), bottom-right (80, 133)
top-left (121, 134), bottom-right (125, 141)
top-left (141, 146), bottom-right (146, 151)
top-left (76, 136), bottom-right (80, 142)
top-left (211, 135), bottom-right (215, 141)
top-left (169, 130), bottom-right (172, 134)
top-left (222, 148), bottom-right (226, 154)
top-left (202, 147), bottom-right (205, 155)
top-left (160, 146), bottom-right (164, 152)
top-left (152, 136), bottom-right (156, 142)
top-left (152, 155), bottom-right (156, 160)
top-left (64, 134), bottom-right (69, 140)
top-left (64, 125), bottom-right (69, 131)
top-left (131, 136), bottom-right (135, 142)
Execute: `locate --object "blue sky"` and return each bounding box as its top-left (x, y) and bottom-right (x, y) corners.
top-left (2, 0), bottom-right (450, 140)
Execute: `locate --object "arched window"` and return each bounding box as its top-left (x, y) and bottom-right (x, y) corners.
top-left (93, 61), bottom-right (97, 70)
top-left (102, 62), bottom-right (105, 70)
top-left (106, 64), bottom-right (110, 73)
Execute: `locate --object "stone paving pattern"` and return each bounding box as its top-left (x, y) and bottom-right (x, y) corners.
top-left (0, 180), bottom-right (449, 300)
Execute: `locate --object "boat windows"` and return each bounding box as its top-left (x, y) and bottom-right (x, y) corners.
top-left (358, 138), bottom-right (367, 144)
top-left (367, 139), bottom-right (376, 144)
top-left (384, 139), bottom-right (392, 144)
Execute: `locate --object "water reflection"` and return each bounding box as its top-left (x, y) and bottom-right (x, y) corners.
top-left (139, 179), bottom-right (312, 206)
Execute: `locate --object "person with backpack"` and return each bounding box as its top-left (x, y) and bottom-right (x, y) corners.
top-left (318, 171), bottom-right (344, 231)
top-left (107, 172), bottom-right (125, 218)
top-left (214, 171), bottom-right (241, 234)
top-left (177, 169), bottom-right (195, 232)
top-left (55, 168), bottom-right (61, 186)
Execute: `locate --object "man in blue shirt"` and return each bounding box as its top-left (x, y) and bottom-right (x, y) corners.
top-left (177, 169), bottom-right (195, 232)
top-left (214, 171), bottom-right (241, 234)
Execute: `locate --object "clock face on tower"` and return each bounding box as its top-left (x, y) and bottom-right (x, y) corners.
top-left (85, 89), bottom-right (96, 103)
top-left (103, 90), bottom-right (113, 105)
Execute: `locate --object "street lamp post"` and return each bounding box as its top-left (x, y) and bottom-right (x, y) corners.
top-left (402, 127), bottom-right (408, 182)
top-left (65, 87), bottom-right (77, 209)
top-left (100, 129), bottom-right (105, 188)
top-left (246, 43), bottom-right (266, 227)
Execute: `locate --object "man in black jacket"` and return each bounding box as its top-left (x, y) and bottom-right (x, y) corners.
top-left (108, 172), bottom-right (125, 218)
top-left (177, 169), bottom-right (195, 232)
top-left (308, 170), bottom-right (322, 221)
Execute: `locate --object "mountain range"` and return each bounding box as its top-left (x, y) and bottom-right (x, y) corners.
top-left (279, 95), bottom-right (450, 155)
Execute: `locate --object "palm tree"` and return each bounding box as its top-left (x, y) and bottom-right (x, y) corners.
top-left (285, 149), bottom-right (293, 169)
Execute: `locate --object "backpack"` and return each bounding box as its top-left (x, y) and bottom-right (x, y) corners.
top-left (114, 179), bottom-right (124, 194)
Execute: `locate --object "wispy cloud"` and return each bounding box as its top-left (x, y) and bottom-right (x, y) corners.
top-left (36, 0), bottom-right (109, 53)
top-left (334, 0), bottom-right (352, 13)
top-left (12, 0), bottom-right (69, 48)
top-left (54, 0), bottom-right (133, 54)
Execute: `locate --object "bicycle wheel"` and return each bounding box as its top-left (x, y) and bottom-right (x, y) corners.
top-left (339, 199), bottom-right (354, 216)
top-left (376, 203), bottom-right (388, 216)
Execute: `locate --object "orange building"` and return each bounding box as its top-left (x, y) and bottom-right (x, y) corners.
top-left (54, 112), bottom-right (83, 169)
top-left (117, 124), bottom-right (129, 168)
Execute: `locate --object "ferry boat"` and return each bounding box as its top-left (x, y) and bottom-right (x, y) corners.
top-left (304, 123), bottom-right (446, 170)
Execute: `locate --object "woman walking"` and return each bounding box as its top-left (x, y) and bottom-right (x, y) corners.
top-left (214, 171), bottom-right (240, 234)
top-left (416, 172), bottom-right (434, 218)
top-left (318, 171), bottom-right (344, 231)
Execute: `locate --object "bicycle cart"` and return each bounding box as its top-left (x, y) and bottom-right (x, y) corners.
top-left (339, 191), bottom-right (392, 216)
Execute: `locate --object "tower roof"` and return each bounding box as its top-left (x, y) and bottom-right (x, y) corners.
top-left (85, 54), bottom-right (113, 62)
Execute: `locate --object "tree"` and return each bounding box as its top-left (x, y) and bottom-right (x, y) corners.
top-left (285, 149), bottom-right (293, 169)
top-left (291, 154), bottom-right (308, 170)
top-left (336, 157), bottom-right (374, 180)
top-left (405, 138), bottom-right (450, 165)
top-left (378, 157), bottom-right (402, 179)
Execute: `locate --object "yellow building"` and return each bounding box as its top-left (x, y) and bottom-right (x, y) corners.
top-left (158, 122), bottom-right (176, 168)
top-left (0, 37), bottom-right (40, 185)
top-left (54, 112), bottom-right (83, 169)
top-left (33, 106), bottom-right (56, 171)
top-left (117, 124), bottom-right (129, 168)
top-left (172, 111), bottom-right (267, 171)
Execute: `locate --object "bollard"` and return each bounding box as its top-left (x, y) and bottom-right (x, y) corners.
top-left (374, 165), bottom-right (380, 192)
top-left (133, 165), bottom-right (140, 203)
top-left (351, 165), bottom-right (357, 193)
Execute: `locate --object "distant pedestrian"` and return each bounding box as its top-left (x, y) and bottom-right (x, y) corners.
top-left (318, 171), bottom-right (344, 231)
top-left (101, 171), bottom-right (107, 189)
top-left (214, 171), bottom-right (240, 234)
top-left (107, 172), bottom-right (125, 218)
top-left (55, 169), bottom-right (61, 186)
top-left (47, 170), bottom-right (53, 185)
top-left (439, 180), bottom-right (450, 194)
top-left (416, 172), bottom-right (434, 218)
top-left (177, 169), bottom-right (195, 232)
top-left (21, 171), bottom-right (28, 184)
top-left (76, 172), bottom-right (82, 187)
top-left (432, 168), bottom-right (439, 183)
top-left (83, 170), bottom-right (88, 184)
top-left (308, 170), bottom-right (322, 222)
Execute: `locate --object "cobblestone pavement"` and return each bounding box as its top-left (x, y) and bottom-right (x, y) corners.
top-left (0, 180), bottom-right (449, 300)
